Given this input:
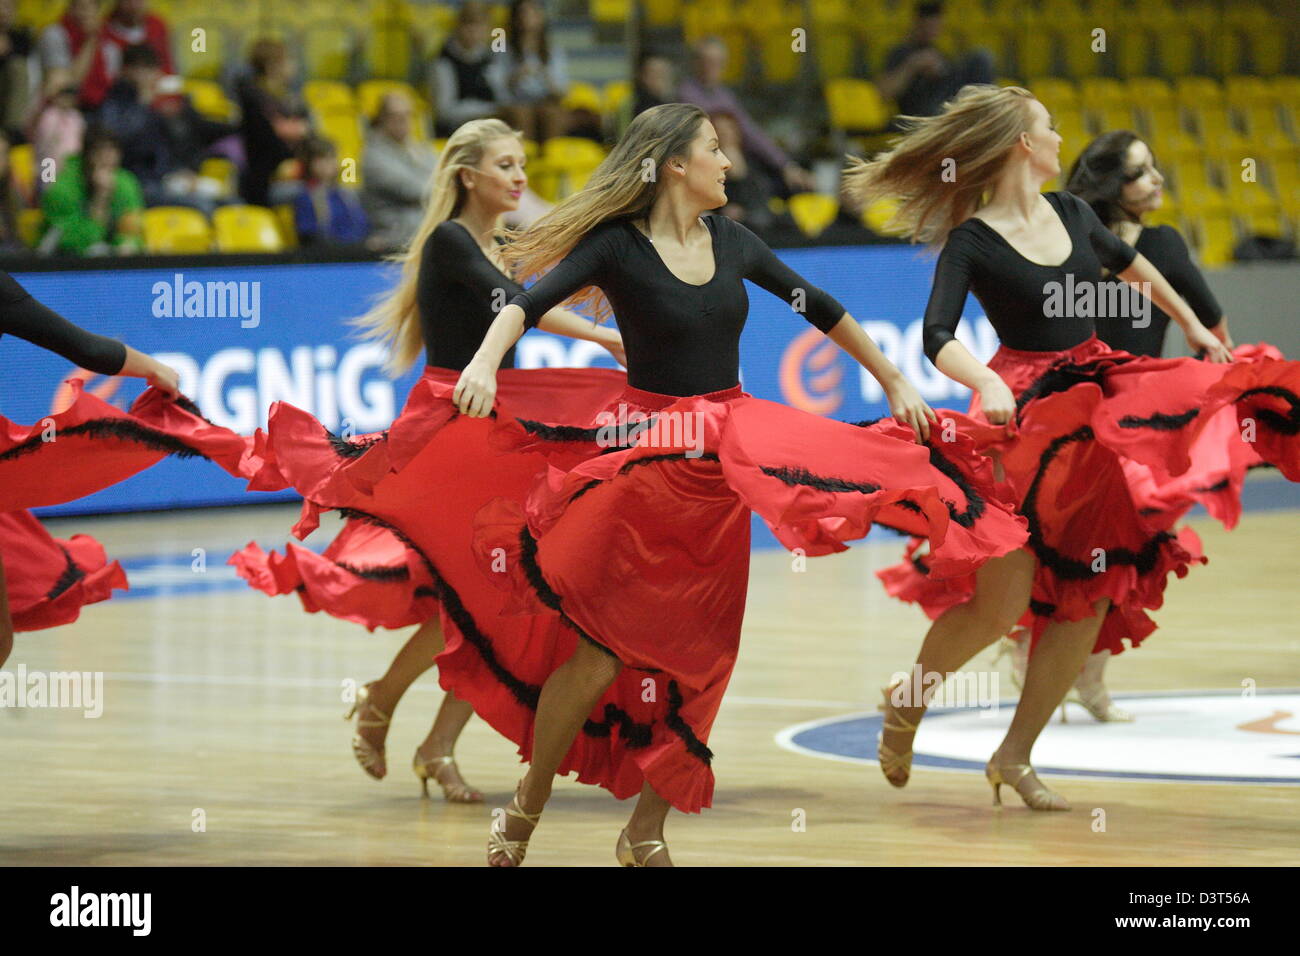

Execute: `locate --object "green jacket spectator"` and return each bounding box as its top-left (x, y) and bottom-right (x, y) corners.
top-left (41, 146), bottom-right (145, 255)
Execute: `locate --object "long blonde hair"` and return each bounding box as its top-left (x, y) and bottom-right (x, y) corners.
top-left (503, 102), bottom-right (708, 322)
top-left (354, 118), bottom-right (522, 374)
top-left (842, 84), bottom-right (1036, 245)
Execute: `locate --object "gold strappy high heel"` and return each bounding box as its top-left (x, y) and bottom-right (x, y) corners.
top-left (985, 757), bottom-right (1070, 811)
top-left (877, 682), bottom-right (918, 788)
top-left (487, 785), bottom-right (542, 867)
top-left (343, 681), bottom-right (390, 780)
top-left (413, 751), bottom-right (484, 803)
top-left (1063, 650), bottom-right (1134, 723)
top-left (616, 829), bottom-right (669, 867)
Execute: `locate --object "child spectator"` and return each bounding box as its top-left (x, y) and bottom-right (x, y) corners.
top-left (30, 68), bottom-right (86, 187)
top-left (293, 136), bottom-right (369, 247)
top-left (40, 125), bottom-right (144, 255)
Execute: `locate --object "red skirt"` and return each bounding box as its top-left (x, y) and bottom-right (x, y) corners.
top-left (1, 510), bottom-right (127, 631)
top-left (878, 336), bottom-right (1300, 655)
top-left (256, 367), bottom-right (1027, 812)
top-left (0, 378), bottom-right (252, 511)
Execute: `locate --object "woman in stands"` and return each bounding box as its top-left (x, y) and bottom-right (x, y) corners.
top-left (846, 85), bottom-right (1300, 810)
top-left (439, 103), bottom-right (1026, 865)
top-left (233, 118), bottom-right (626, 803)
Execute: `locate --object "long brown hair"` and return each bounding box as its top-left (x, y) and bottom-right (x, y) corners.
top-left (842, 84), bottom-right (1036, 245)
top-left (503, 102), bottom-right (708, 321)
top-left (353, 118), bottom-right (522, 373)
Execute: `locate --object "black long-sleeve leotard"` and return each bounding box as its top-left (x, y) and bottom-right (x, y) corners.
top-left (922, 191), bottom-right (1139, 363)
top-left (0, 271), bottom-right (127, 374)
top-left (418, 220), bottom-right (521, 371)
top-left (510, 213), bottom-right (847, 396)
top-left (1093, 224), bottom-right (1222, 357)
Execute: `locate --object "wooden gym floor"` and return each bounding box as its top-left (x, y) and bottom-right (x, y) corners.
top-left (3, 488), bottom-right (1297, 867)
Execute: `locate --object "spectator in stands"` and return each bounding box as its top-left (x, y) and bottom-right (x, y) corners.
top-left (0, 131), bottom-right (23, 250)
top-left (711, 110), bottom-right (777, 234)
top-left (40, 125), bottom-right (144, 255)
top-left (361, 91), bottom-right (438, 251)
top-left (293, 136), bottom-right (369, 248)
top-left (31, 68), bottom-right (86, 187)
top-left (0, 0), bottom-right (33, 141)
top-left (237, 37), bottom-right (310, 208)
top-left (678, 36), bottom-right (815, 197)
top-left (79, 0), bottom-right (174, 110)
top-left (37, 0), bottom-right (101, 90)
top-left (97, 44), bottom-right (236, 213)
top-left (433, 1), bottom-right (506, 138)
top-left (495, 0), bottom-right (568, 143)
top-left (632, 49), bottom-right (674, 119)
top-left (878, 1), bottom-right (994, 122)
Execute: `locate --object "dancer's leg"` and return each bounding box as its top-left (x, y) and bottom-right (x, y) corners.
top-left (621, 780), bottom-right (674, 867)
top-left (880, 548), bottom-right (1036, 783)
top-left (489, 637), bottom-right (622, 864)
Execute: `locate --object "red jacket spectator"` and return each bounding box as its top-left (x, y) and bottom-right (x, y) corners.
top-left (79, 0), bottom-right (173, 109)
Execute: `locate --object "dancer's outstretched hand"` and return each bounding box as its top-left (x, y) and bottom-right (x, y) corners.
top-left (454, 358), bottom-right (498, 418)
top-left (885, 377), bottom-right (937, 443)
top-left (145, 359), bottom-right (180, 398)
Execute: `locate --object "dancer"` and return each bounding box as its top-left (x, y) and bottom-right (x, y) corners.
top-left (444, 103), bottom-right (1028, 865)
top-left (1040, 130), bottom-right (1270, 721)
top-left (846, 84), bottom-right (1300, 810)
top-left (232, 118), bottom-right (626, 801)
top-left (0, 269), bottom-right (179, 666)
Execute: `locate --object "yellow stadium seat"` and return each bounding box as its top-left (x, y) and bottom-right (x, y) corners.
top-left (9, 142), bottom-right (33, 195)
top-left (1224, 75), bottom-right (1274, 106)
top-left (213, 205), bottom-right (285, 253)
top-left (542, 138), bottom-right (607, 197)
top-left (643, 0), bottom-right (682, 28)
top-left (317, 111), bottom-right (364, 176)
top-left (1079, 77), bottom-right (1128, 107)
top-left (1190, 212), bottom-right (1236, 267)
top-left (1239, 207), bottom-right (1286, 238)
top-left (1170, 159), bottom-right (1212, 194)
top-left (365, 23), bottom-right (414, 80)
top-left (825, 78), bottom-right (890, 133)
top-left (787, 193), bottom-right (838, 238)
top-left (760, 23), bottom-right (804, 84)
top-left (174, 18), bottom-right (231, 80)
top-left (17, 208), bottom-right (44, 248)
top-left (1115, 27), bottom-right (1153, 78)
top-left (143, 206), bottom-right (213, 254)
top-left (1059, 17), bottom-right (1103, 78)
top-left (1155, 27), bottom-right (1197, 76)
top-left (1181, 185), bottom-right (1231, 216)
top-left (273, 204), bottom-right (299, 248)
top-left (183, 79), bottom-right (235, 122)
top-left (591, 0), bottom-right (631, 25)
top-left (304, 81), bottom-right (356, 115)
top-left (563, 82), bottom-right (603, 115)
top-left (198, 158), bottom-right (238, 197)
top-left (302, 22), bottom-right (356, 82)
top-left (1125, 76), bottom-right (1173, 108)
top-left (1027, 77), bottom-right (1078, 111)
top-left (1173, 76), bottom-right (1223, 107)
top-left (602, 81), bottom-right (632, 118)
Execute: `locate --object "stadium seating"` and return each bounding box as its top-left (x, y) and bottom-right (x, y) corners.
top-left (143, 207), bottom-right (213, 254)
top-left (213, 205), bottom-right (285, 253)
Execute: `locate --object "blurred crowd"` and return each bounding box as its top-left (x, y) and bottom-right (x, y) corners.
top-left (0, 0), bottom-right (1078, 257)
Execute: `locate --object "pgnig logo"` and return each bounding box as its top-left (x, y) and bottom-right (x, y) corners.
top-left (54, 344), bottom-right (397, 435)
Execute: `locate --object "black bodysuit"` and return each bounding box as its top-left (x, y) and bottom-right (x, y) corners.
top-left (418, 220), bottom-right (520, 371)
top-left (511, 214), bottom-right (847, 396)
top-left (1093, 225), bottom-right (1222, 357)
top-left (0, 271), bottom-right (127, 374)
top-left (922, 191), bottom-right (1139, 363)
